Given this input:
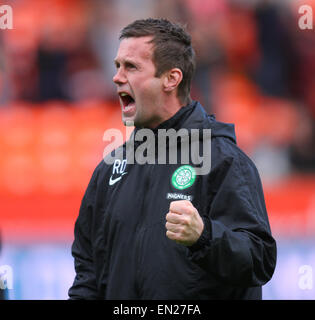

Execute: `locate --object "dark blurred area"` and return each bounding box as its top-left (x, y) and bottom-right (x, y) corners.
top-left (1, 0), bottom-right (315, 300)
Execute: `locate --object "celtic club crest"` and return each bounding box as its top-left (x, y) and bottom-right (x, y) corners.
top-left (171, 165), bottom-right (196, 190)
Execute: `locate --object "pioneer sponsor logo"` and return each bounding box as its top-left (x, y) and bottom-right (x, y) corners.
top-left (166, 193), bottom-right (193, 201)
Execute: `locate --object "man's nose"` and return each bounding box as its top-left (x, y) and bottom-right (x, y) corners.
top-left (113, 68), bottom-right (126, 85)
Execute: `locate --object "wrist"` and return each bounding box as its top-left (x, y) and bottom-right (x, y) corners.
top-left (188, 215), bottom-right (212, 252)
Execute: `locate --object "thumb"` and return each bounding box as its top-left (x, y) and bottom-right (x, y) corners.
top-left (169, 200), bottom-right (193, 214)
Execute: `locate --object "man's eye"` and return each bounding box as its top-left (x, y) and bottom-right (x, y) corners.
top-left (126, 63), bottom-right (136, 69)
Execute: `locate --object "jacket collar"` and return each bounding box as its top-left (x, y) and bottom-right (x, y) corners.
top-left (130, 100), bottom-right (236, 143)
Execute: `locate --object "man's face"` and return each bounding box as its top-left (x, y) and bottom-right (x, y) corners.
top-left (113, 36), bottom-right (165, 128)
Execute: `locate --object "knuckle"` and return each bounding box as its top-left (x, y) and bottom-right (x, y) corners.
top-left (179, 226), bottom-right (186, 236)
top-left (170, 201), bottom-right (177, 210)
top-left (167, 231), bottom-right (177, 241)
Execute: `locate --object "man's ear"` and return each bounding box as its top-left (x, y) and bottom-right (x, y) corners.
top-left (163, 68), bottom-right (183, 93)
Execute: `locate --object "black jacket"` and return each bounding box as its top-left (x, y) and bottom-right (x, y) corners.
top-left (68, 101), bottom-right (277, 300)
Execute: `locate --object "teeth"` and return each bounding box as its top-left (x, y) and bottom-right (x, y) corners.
top-left (120, 93), bottom-right (128, 96)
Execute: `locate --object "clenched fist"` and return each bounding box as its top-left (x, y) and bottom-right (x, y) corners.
top-left (165, 200), bottom-right (204, 246)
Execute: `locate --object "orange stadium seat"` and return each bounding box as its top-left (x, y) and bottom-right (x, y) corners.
top-left (211, 72), bottom-right (299, 152)
top-left (212, 72), bottom-right (262, 153)
top-left (0, 101), bottom-right (124, 241)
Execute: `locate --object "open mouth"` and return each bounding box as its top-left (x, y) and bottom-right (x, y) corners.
top-left (119, 92), bottom-right (136, 116)
top-left (120, 92), bottom-right (134, 107)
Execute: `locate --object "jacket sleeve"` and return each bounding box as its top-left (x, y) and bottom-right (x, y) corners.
top-left (188, 144), bottom-right (277, 287)
top-left (68, 167), bottom-right (100, 299)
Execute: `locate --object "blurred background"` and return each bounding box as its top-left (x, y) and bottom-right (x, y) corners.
top-left (0, 0), bottom-right (315, 299)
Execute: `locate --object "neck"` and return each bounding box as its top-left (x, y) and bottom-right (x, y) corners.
top-left (139, 95), bottom-right (186, 129)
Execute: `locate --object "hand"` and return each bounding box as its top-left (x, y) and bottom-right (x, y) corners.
top-left (165, 200), bottom-right (204, 246)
